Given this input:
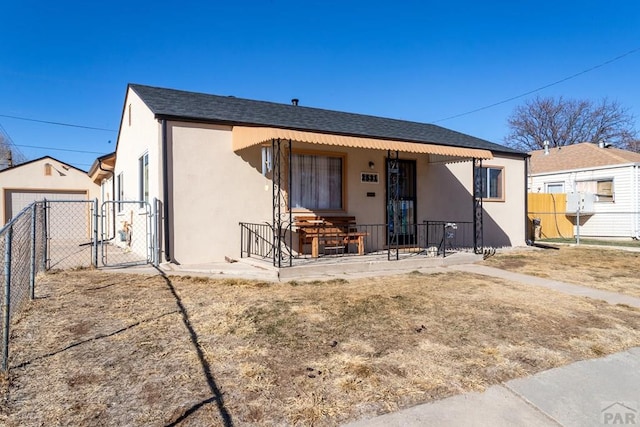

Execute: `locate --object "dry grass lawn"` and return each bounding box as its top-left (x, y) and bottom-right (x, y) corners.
top-left (1, 267), bottom-right (640, 426)
top-left (483, 246), bottom-right (640, 298)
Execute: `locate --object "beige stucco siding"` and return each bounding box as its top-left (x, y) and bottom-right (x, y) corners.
top-left (114, 89), bottom-right (162, 203)
top-left (111, 89), bottom-right (163, 258)
top-left (0, 157), bottom-right (99, 224)
top-left (424, 155), bottom-right (526, 247)
top-left (169, 122), bottom-right (272, 264)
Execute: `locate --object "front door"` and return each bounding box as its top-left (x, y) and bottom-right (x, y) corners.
top-left (386, 158), bottom-right (417, 245)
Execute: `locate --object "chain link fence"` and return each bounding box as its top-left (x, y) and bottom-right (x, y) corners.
top-left (1, 202), bottom-right (46, 371)
top-left (1, 198), bottom-right (159, 372)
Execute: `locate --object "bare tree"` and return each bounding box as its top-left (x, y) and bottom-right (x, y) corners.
top-left (504, 96), bottom-right (637, 152)
top-left (0, 125), bottom-right (27, 169)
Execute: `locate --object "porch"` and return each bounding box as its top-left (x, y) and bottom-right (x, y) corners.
top-left (233, 127), bottom-right (493, 269)
top-left (162, 244), bottom-right (482, 282)
top-left (239, 220), bottom-right (480, 268)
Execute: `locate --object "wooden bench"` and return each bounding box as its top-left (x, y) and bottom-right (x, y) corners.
top-left (294, 216), bottom-right (368, 258)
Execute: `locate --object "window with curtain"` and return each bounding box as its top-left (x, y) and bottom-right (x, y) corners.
top-left (290, 153), bottom-right (343, 210)
top-left (477, 166), bottom-right (504, 200)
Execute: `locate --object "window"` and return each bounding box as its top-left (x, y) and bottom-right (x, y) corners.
top-left (139, 153), bottom-right (149, 206)
top-left (596, 180), bottom-right (614, 202)
top-left (116, 173), bottom-right (124, 212)
top-left (290, 152), bottom-right (343, 210)
top-left (477, 166), bottom-right (504, 200)
top-left (546, 182), bottom-right (564, 194)
top-left (576, 179), bottom-right (614, 202)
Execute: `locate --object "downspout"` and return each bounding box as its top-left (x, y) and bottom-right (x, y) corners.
top-left (161, 119), bottom-right (172, 262)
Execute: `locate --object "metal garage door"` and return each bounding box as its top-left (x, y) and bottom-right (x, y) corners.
top-left (6, 190), bottom-right (89, 239)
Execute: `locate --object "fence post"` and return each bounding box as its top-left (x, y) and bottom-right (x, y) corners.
top-left (30, 204), bottom-right (37, 300)
top-left (42, 199), bottom-right (48, 271)
top-left (576, 209), bottom-right (580, 245)
top-left (2, 226), bottom-right (13, 372)
top-left (93, 198), bottom-right (99, 267)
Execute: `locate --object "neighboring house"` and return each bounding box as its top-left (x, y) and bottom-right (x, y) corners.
top-left (0, 156), bottom-right (100, 225)
top-left (113, 83), bottom-right (527, 265)
top-left (529, 142), bottom-right (640, 238)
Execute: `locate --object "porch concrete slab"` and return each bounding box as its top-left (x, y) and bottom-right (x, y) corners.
top-left (344, 384), bottom-right (557, 427)
top-left (448, 264), bottom-right (640, 308)
top-left (159, 260), bottom-right (280, 281)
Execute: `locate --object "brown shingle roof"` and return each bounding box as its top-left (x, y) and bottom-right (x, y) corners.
top-left (529, 143), bottom-right (640, 174)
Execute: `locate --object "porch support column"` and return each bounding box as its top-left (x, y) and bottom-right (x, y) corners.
top-left (473, 158), bottom-right (484, 254)
top-left (272, 138), bottom-right (293, 268)
top-left (387, 150), bottom-right (400, 260)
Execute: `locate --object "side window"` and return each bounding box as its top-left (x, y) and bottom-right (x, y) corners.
top-left (139, 153), bottom-right (149, 206)
top-left (477, 166), bottom-right (504, 201)
top-left (116, 173), bottom-right (124, 212)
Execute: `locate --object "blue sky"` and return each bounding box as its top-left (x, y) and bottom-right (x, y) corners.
top-left (1, 0), bottom-right (639, 170)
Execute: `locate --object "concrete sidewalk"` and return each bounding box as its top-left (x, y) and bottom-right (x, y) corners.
top-left (344, 346), bottom-right (640, 427)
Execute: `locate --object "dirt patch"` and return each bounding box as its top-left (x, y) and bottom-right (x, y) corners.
top-left (484, 246), bottom-right (640, 297)
top-left (2, 269), bottom-right (640, 426)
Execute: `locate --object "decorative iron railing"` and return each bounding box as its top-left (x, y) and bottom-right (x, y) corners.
top-left (239, 222), bottom-right (274, 259)
top-left (240, 220), bottom-right (476, 265)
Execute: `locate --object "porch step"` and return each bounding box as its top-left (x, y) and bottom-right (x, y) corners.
top-left (278, 251), bottom-right (483, 281)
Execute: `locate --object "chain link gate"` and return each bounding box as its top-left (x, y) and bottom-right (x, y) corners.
top-left (42, 199), bottom-right (158, 269)
top-left (100, 201), bottom-right (155, 267)
top-left (44, 199), bottom-right (98, 270)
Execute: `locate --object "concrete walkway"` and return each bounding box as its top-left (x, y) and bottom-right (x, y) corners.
top-left (449, 264), bottom-right (640, 308)
top-left (344, 346), bottom-right (640, 427)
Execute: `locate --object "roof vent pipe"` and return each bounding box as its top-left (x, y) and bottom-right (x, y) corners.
top-left (598, 140), bottom-right (605, 148)
top-left (543, 140), bottom-right (549, 155)
top-left (291, 98), bottom-right (299, 106)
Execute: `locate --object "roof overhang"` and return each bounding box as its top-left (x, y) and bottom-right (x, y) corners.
top-left (88, 152), bottom-right (116, 184)
top-left (232, 126), bottom-right (493, 161)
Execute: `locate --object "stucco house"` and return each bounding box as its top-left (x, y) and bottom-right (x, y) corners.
top-left (528, 142), bottom-right (640, 239)
top-left (111, 83), bottom-right (527, 265)
top-left (0, 156), bottom-right (99, 225)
